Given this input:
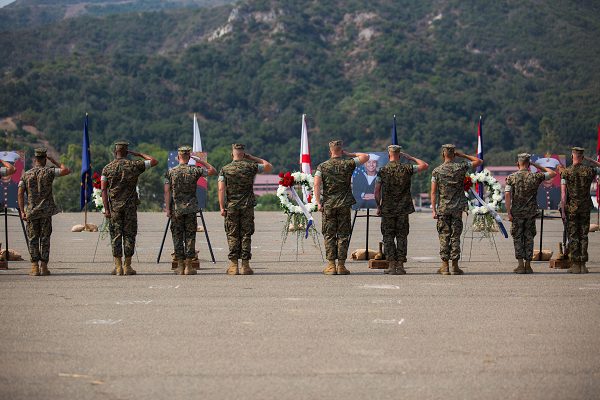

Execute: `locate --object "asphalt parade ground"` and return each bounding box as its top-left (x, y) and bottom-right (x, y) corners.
top-left (1, 211), bottom-right (599, 400)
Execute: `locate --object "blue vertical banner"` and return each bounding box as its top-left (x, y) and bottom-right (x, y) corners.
top-left (80, 113), bottom-right (93, 210)
top-left (476, 115), bottom-right (484, 198)
top-left (391, 115), bottom-right (398, 145)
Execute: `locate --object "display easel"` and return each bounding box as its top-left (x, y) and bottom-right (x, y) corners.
top-left (156, 209), bottom-right (216, 264)
top-left (1, 205), bottom-right (29, 269)
top-left (278, 224), bottom-right (325, 262)
top-left (349, 208), bottom-right (381, 260)
top-left (461, 213), bottom-right (501, 262)
top-left (536, 209), bottom-right (563, 255)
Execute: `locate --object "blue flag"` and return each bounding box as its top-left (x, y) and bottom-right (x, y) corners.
top-left (391, 115), bottom-right (398, 145)
top-left (80, 114), bottom-right (93, 210)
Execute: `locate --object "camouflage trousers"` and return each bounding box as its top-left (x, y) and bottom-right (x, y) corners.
top-left (109, 205), bottom-right (138, 258)
top-left (171, 212), bottom-right (197, 260)
top-left (510, 216), bottom-right (536, 261)
top-left (436, 213), bottom-right (463, 261)
top-left (380, 213), bottom-right (409, 262)
top-left (26, 217), bottom-right (52, 262)
top-left (567, 212), bottom-right (590, 262)
top-left (322, 205), bottom-right (351, 261)
top-left (224, 207), bottom-right (254, 261)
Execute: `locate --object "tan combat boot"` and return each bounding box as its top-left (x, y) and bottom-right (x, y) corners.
top-left (226, 259), bottom-right (239, 275)
top-left (174, 260), bottom-right (185, 275)
top-left (123, 256), bottom-right (136, 275)
top-left (524, 260), bottom-right (534, 274)
top-left (29, 261), bottom-right (40, 276)
top-left (323, 260), bottom-right (337, 275)
top-left (39, 261), bottom-right (51, 276)
top-left (450, 259), bottom-right (464, 275)
top-left (396, 261), bottom-right (407, 275)
top-left (240, 259), bottom-right (254, 275)
top-left (438, 260), bottom-right (450, 275)
top-left (336, 260), bottom-right (350, 275)
top-left (568, 261), bottom-right (581, 274)
top-left (112, 257), bottom-right (123, 275)
top-left (513, 259), bottom-right (526, 274)
top-left (384, 260), bottom-right (397, 275)
top-left (580, 263), bottom-right (589, 274)
top-left (184, 259), bottom-right (197, 275)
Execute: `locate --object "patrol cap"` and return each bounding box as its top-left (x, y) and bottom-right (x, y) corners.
top-left (572, 146), bottom-right (585, 154)
top-left (232, 143), bottom-right (245, 150)
top-left (34, 147), bottom-right (47, 157)
top-left (114, 140), bottom-right (129, 150)
top-left (441, 144), bottom-right (455, 150)
top-left (387, 145), bottom-right (402, 152)
top-left (329, 140), bottom-right (343, 148)
top-left (178, 145), bottom-right (192, 153)
top-left (517, 153), bottom-right (531, 162)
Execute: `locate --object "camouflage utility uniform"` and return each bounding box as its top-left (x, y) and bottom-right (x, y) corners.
top-left (377, 161), bottom-right (418, 263)
top-left (431, 161), bottom-right (472, 261)
top-left (505, 170), bottom-right (550, 261)
top-left (561, 164), bottom-right (600, 264)
top-left (165, 164), bottom-right (206, 260)
top-left (315, 156), bottom-right (359, 262)
top-left (219, 160), bottom-right (263, 262)
top-left (102, 158), bottom-right (151, 258)
top-left (19, 166), bottom-right (62, 263)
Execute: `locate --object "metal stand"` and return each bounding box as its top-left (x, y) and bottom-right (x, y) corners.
top-left (349, 208), bottom-right (380, 260)
top-left (278, 226), bottom-right (325, 262)
top-left (156, 209), bottom-right (216, 264)
top-left (461, 213), bottom-right (501, 263)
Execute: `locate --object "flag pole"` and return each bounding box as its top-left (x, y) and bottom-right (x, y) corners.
top-left (84, 172), bottom-right (88, 228)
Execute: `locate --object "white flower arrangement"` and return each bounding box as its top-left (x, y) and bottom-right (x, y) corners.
top-left (467, 169), bottom-right (503, 215)
top-left (91, 188), bottom-right (105, 213)
top-left (277, 172), bottom-right (318, 215)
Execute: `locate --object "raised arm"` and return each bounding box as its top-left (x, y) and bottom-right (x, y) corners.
top-left (584, 156), bottom-right (600, 168)
top-left (128, 150), bottom-right (158, 167)
top-left (456, 151), bottom-right (483, 169)
top-left (402, 152), bottom-right (429, 172)
top-left (244, 153), bottom-right (273, 173)
top-left (530, 161), bottom-right (557, 179)
top-left (0, 159), bottom-right (16, 176)
top-left (46, 155), bottom-right (71, 176)
top-left (191, 155), bottom-right (217, 176)
top-left (343, 150), bottom-right (369, 165)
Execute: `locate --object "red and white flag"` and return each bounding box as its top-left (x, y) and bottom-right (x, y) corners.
top-left (299, 114), bottom-right (311, 174)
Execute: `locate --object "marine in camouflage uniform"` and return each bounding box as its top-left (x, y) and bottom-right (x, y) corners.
top-left (504, 153), bottom-right (556, 274)
top-left (314, 140), bottom-right (369, 275)
top-left (101, 141), bottom-right (157, 275)
top-left (431, 144), bottom-right (482, 275)
top-left (559, 147), bottom-right (600, 274)
top-left (164, 145), bottom-right (216, 275)
top-left (17, 148), bottom-right (70, 276)
top-left (218, 144), bottom-right (271, 275)
top-left (375, 145), bottom-right (428, 275)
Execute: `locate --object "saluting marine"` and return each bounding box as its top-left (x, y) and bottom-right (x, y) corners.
top-left (17, 148), bottom-right (71, 276)
top-left (164, 145), bottom-right (216, 275)
top-left (314, 140), bottom-right (369, 275)
top-left (0, 158), bottom-right (16, 178)
top-left (374, 145), bottom-right (428, 275)
top-left (431, 144), bottom-right (482, 275)
top-left (101, 141), bottom-right (158, 275)
top-left (559, 147), bottom-right (600, 274)
top-left (504, 153), bottom-right (556, 273)
top-left (218, 144), bottom-right (272, 275)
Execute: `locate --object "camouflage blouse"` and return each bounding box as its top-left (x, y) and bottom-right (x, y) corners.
top-left (377, 161), bottom-right (417, 215)
top-left (431, 161), bottom-right (472, 215)
top-left (315, 157), bottom-right (358, 209)
top-left (19, 166), bottom-right (62, 219)
top-left (505, 170), bottom-right (546, 218)
top-left (101, 159), bottom-right (147, 213)
top-left (165, 164), bottom-right (207, 216)
top-left (218, 160), bottom-right (262, 209)
top-left (561, 164), bottom-right (599, 214)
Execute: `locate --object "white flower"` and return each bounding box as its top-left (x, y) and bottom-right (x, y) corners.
top-left (492, 193), bottom-right (502, 202)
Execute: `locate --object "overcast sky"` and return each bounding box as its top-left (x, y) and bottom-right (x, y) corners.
top-left (0, 0), bottom-right (16, 8)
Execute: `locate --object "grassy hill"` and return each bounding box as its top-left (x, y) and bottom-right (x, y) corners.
top-left (1, 0), bottom-right (599, 210)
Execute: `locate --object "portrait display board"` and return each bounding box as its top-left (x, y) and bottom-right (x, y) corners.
top-left (530, 153), bottom-right (565, 211)
top-left (0, 150), bottom-right (24, 208)
top-left (351, 151), bottom-right (389, 210)
top-left (167, 151), bottom-right (208, 209)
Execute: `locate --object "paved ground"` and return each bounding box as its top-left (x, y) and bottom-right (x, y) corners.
top-left (1, 211), bottom-right (599, 400)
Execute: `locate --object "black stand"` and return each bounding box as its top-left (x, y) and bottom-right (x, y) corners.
top-left (156, 209), bottom-right (216, 264)
top-left (1, 206), bottom-right (29, 268)
top-left (349, 208), bottom-right (380, 260)
top-left (536, 209), bottom-right (563, 255)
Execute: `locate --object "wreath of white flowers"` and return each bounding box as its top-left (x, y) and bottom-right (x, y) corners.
top-left (276, 172), bottom-right (318, 215)
top-left (467, 169), bottom-right (503, 215)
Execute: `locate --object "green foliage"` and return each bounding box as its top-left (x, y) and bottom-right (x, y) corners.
top-left (255, 193), bottom-right (280, 211)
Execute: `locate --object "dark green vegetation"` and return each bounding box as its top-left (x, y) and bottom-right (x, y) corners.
top-left (1, 0), bottom-right (599, 211)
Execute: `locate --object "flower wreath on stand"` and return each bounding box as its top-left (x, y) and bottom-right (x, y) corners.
top-left (276, 172), bottom-right (322, 258)
top-left (465, 169), bottom-right (505, 238)
top-left (91, 172), bottom-right (109, 237)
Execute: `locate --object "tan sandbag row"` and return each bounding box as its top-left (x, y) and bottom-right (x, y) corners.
top-left (71, 223), bottom-right (99, 232)
top-left (0, 248), bottom-right (24, 261)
